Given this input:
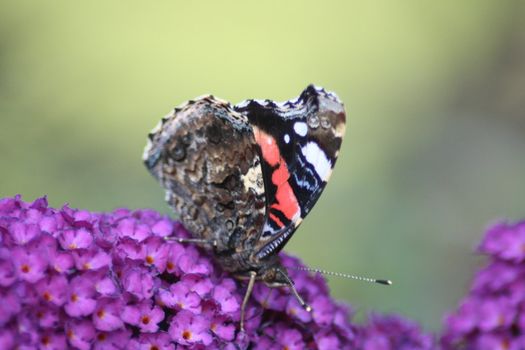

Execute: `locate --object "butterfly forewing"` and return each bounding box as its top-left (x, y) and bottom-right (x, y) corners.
top-left (234, 85), bottom-right (346, 258)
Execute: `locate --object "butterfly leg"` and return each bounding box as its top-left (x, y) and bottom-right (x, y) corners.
top-left (240, 270), bottom-right (257, 332)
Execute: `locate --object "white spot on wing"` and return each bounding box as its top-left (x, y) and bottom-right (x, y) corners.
top-left (301, 142), bottom-right (332, 181)
top-left (284, 134), bottom-right (290, 144)
top-left (294, 122), bottom-right (308, 136)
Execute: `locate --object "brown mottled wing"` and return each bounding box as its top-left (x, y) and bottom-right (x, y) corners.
top-left (143, 97), bottom-right (266, 265)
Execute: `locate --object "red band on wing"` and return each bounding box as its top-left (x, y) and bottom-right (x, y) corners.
top-left (253, 127), bottom-right (300, 223)
top-left (253, 127), bottom-right (280, 166)
top-left (272, 182), bottom-right (299, 221)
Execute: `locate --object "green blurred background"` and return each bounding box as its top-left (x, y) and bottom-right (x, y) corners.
top-left (1, 1), bottom-right (524, 332)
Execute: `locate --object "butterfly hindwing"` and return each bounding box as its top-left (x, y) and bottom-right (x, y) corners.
top-left (143, 96), bottom-right (267, 270)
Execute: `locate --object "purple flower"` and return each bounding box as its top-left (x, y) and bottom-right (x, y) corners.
top-left (0, 289), bottom-right (21, 326)
top-left (181, 274), bottom-right (214, 297)
top-left (128, 333), bottom-right (175, 350)
top-left (8, 221), bottom-right (41, 245)
top-left (286, 298), bottom-right (313, 323)
top-left (165, 242), bottom-right (185, 275)
top-left (36, 274), bottom-right (68, 306)
top-left (93, 329), bottom-right (131, 350)
top-left (93, 298), bottom-right (124, 331)
top-left (120, 264), bottom-right (155, 300)
top-left (0, 328), bottom-right (15, 349)
top-left (478, 221), bottom-right (525, 262)
top-left (311, 295), bottom-right (336, 327)
top-left (212, 284), bottom-right (240, 315)
top-left (158, 280), bottom-right (202, 313)
top-left (59, 228), bottom-right (93, 250)
top-left (252, 282), bottom-right (288, 311)
top-left (66, 320), bottom-right (96, 350)
top-left (178, 247), bottom-right (212, 275)
top-left (151, 218), bottom-right (174, 237)
top-left (210, 315), bottom-right (236, 341)
top-left (274, 325), bottom-right (305, 350)
top-left (315, 330), bottom-right (342, 350)
top-left (116, 217), bottom-right (151, 242)
top-left (122, 301), bottom-right (164, 333)
top-left (73, 248), bottom-right (111, 271)
top-left (38, 331), bottom-right (67, 349)
top-left (35, 304), bottom-right (61, 328)
top-left (168, 309), bottom-right (213, 346)
top-left (142, 236), bottom-right (170, 272)
top-left (50, 251), bottom-right (74, 274)
top-left (0, 250), bottom-right (17, 286)
top-left (356, 314), bottom-right (435, 350)
top-left (12, 243), bottom-right (47, 283)
top-left (442, 219), bottom-right (525, 349)
top-left (65, 274), bottom-right (98, 317)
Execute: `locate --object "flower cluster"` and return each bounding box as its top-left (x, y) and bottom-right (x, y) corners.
top-left (0, 196), bottom-right (358, 349)
top-left (355, 314), bottom-right (435, 349)
top-left (441, 220), bottom-right (525, 349)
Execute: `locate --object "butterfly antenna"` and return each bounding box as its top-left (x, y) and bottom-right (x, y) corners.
top-left (289, 266), bottom-right (392, 286)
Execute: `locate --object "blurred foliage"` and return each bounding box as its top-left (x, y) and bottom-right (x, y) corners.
top-left (1, 0), bottom-right (524, 331)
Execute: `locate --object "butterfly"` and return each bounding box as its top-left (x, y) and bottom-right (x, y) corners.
top-left (143, 85), bottom-right (346, 330)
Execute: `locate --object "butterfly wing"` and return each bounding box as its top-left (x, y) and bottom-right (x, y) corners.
top-left (235, 85), bottom-right (346, 258)
top-left (143, 96), bottom-right (267, 269)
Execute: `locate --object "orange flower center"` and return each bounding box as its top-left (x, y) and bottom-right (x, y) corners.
top-left (97, 333), bottom-right (107, 341)
top-left (41, 336), bottom-right (50, 345)
top-left (141, 315), bottom-right (151, 325)
top-left (97, 309), bottom-right (105, 319)
top-left (182, 330), bottom-right (192, 340)
top-left (67, 330), bottom-right (74, 339)
top-left (150, 346), bottom-right (159, 350)
top-left (43, 291), bottom-right (52, 301)
top-left (21, 264), bottom-right (30, 273)
top-left (166, 261), bottom-right (175, 270)
top-left (71, 294), bottom-right (78, 302)
top-left (146, 255), bottom-right (154, 264)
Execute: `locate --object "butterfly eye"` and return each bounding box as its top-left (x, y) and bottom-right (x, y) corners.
top-left (168, 143), bottom-right (186, 161)
top-left (320, 117), bottom-right (331, 129)
top-left (307, 115), bottom-right (320, 129)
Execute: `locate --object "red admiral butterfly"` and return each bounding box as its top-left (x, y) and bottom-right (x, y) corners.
top-left (143, 85), bottom-right (346, 330)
